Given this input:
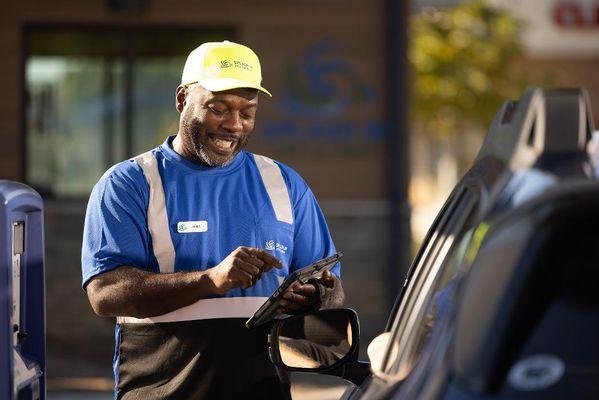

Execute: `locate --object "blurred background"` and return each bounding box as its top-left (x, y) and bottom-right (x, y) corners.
top-left (2, 0), bottom-right (599, 397)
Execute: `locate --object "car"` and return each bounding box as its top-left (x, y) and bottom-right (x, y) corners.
top-left (267, 87), bottom-right (599, 400)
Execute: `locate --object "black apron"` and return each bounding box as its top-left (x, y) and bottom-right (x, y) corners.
top-left (116, 318), bottom-right (290, 399)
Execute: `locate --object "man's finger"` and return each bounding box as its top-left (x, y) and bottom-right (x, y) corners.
top-left (283, 290), bottom-right (312, 306)
top-left (291, 293), bottom-right (311, 305)
top-left (282, 291), bottom-right (300, 302)
top-left (238, 247), bottom-right (280, 273)
top-left (237, 251), bottom-right (265, 268)
top-left (232, 269), bottom-right (254, 289)
top-left (278, 298), bottom-right (303, 311)
top-left (245, 247), bottom-right (283, 269)
top-left (235, 260), bottom-right (261, 277)
top-left (321, 271), bottom-right (335, 288)
top-left (292, 283), bottom-right (317, 297)
top-left (278, 299), bottom-right (291, 313)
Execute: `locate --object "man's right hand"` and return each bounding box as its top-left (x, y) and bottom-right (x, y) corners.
top-left (207, 246), bottom-right (283, 294)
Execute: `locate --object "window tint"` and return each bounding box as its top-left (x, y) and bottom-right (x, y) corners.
top-left (382, 188), bottom-right (479, 379)
top-left (389, 227), bottom-right (474, 377)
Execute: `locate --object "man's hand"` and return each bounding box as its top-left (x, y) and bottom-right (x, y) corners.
top-left (277, 270), bottom-right (336, 314)
top-left (207, 246), bottom-right (283, 295)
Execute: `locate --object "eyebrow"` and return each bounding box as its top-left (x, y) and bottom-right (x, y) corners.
top-left (207, 99), bottom-right (258, 109)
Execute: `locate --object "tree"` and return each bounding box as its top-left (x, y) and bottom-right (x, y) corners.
top-left (410, 1), bottom-right (526, 137)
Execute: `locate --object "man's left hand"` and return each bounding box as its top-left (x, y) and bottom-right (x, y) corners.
top-left (277, 271), bottom-right (336, 314)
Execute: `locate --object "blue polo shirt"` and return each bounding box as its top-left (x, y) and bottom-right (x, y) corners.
top-left (81, 135), bottom-right (340, 298)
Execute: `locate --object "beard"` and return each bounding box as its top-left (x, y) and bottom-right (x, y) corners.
top-left (181, 115), bottom-right (251, 167)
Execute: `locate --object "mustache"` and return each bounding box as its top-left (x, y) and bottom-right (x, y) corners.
top-left (207, 132), bottom-right (241, 141)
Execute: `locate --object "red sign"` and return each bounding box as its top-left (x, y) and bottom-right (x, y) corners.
top-left (553, 2), bottom-right (599, 28)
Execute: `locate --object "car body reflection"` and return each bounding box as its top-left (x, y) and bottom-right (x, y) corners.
top-left (278, 313), bottom-right (353, 369)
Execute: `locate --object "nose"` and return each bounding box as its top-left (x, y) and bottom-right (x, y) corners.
top-left (221, 111), bottom-right (243, 133)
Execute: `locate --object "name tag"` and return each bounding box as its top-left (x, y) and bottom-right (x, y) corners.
top-left (177, 221), bottom-right (208, 233)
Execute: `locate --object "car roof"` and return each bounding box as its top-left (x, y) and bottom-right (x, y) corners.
top-left (474, 87), bottom-right (594, 176)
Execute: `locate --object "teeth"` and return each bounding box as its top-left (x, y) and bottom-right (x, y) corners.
top-left (213, 138), bottom-right (234, 149)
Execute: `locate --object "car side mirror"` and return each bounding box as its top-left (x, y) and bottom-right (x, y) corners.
top-left (269, 308), bottom-right (370, 385)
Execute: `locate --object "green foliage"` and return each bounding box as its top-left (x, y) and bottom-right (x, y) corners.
top-left (410, 1), bottom-right (526, 136)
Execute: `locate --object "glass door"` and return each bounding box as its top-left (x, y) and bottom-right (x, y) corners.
top-left (25, 27), bottom-right (234, 197)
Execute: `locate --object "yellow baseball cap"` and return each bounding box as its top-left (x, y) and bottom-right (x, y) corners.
top-left (181, 41), bottom-right (272, 97)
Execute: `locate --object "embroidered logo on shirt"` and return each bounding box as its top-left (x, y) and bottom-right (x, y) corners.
top-left (177, 221), bottom-right (208, 233)
top-left (265, 240), bottom-right (288, 254)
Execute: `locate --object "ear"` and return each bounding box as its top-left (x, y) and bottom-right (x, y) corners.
top-left (175, 85), bottom-right (187, 113)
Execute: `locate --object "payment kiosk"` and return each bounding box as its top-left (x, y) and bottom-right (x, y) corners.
top-left (0, 181), bottom-right (45, 399)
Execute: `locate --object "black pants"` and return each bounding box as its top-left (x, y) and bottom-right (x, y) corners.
top-left (116, 318), bottom-right (290, 400)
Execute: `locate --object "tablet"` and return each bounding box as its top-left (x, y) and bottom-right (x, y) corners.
top-left (245, 252), bottom-right (342, 329)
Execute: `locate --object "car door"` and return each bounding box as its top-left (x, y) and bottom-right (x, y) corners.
top-left (351, 87), bottom-right (596, 400)
top-left (348, 181), bottom-right (484, 400)
top-left (346, 89), bottom-right (554, 400)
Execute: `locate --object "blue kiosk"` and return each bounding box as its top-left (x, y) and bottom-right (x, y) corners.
top-left (0, 181), bottom-right (45, 399)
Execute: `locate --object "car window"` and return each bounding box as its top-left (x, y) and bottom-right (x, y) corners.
top-left (491, 168), bottom-right (558, 214)
top-left (380, 187), bottom-right (479, 380)
top-left (388, 227), bottom-right (475, 378)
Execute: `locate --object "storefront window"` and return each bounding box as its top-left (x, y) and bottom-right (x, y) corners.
top-left (25, 28), bottom-right (233, 197)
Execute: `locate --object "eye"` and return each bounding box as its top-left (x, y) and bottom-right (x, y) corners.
top-left (208, 104), bottom-right (227, 115)
top-left (240, 107), bottom-right (256, 120)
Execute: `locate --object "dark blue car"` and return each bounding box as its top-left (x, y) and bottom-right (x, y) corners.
top-left (268, 87), bottom-right (599, 400)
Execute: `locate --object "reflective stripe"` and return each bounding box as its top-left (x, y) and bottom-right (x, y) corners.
top-left (116, 296), bottom-right (268, 324)
top-left (133, 151), bottom-right (176, 273)
top-left (253, 154), bottom-right (293, 224)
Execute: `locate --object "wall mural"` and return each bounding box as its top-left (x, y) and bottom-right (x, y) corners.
top-left (263, 40), bottom-right (385, 144)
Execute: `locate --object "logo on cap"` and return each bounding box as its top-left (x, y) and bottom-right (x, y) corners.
top-left (220, 60), bottom-right (232, 68)
top-left (233, 60), bottom-right (253, 71)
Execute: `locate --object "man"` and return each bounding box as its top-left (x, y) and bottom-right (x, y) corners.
top-left (81, 40), bottom-right (344, 399)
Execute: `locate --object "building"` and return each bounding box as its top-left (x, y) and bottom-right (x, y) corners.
top-left (2, 0), bottom-right (406, 386)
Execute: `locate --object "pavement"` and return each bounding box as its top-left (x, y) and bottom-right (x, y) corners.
top-left (48, 386), bottom-right (348, 400)
top-left (47, 374), bottom-right (352, 400)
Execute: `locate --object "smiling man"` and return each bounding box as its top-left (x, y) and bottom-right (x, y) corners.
top-left (81, 41), bottom-right (344, 399)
